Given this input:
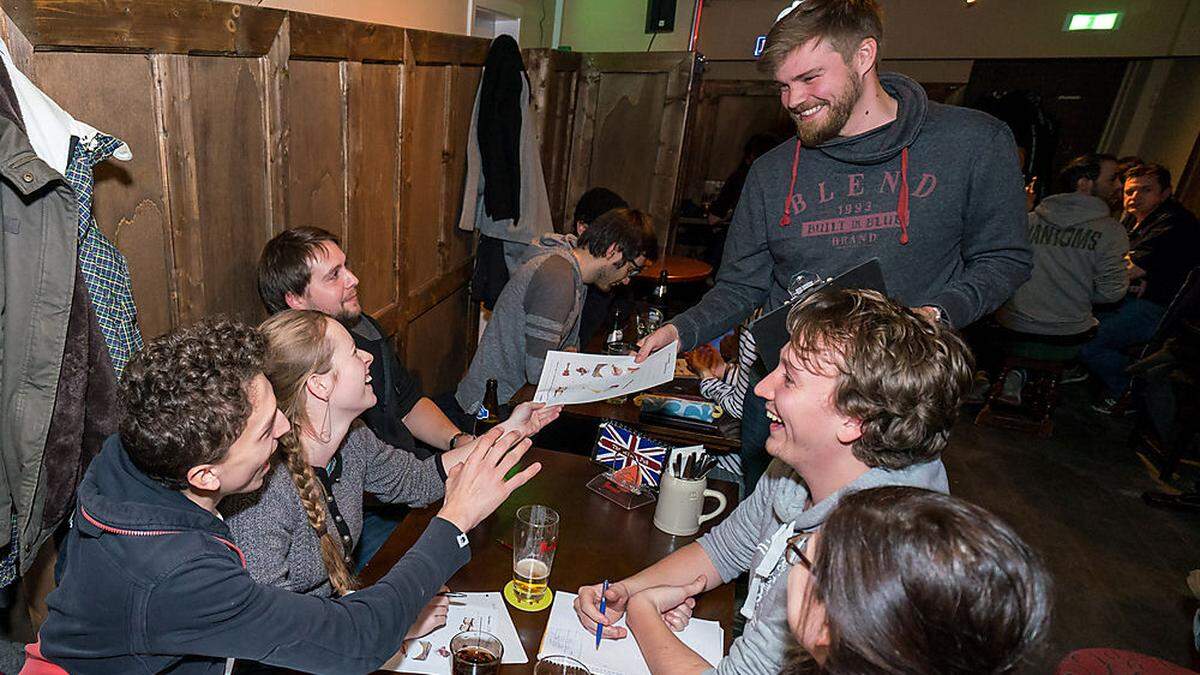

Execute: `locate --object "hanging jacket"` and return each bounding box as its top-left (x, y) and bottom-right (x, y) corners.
top-left (477, 35), bottom-right (524, 224)
top-left (668, 72), bottom-right (1032, 349)
top-left (0, 113), bottom-right (80, 573)
top-left (458, 40), bottom-right (554, 274)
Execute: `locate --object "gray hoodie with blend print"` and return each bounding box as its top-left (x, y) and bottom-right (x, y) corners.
top-left (670, 73), bottom-right (1032, 347)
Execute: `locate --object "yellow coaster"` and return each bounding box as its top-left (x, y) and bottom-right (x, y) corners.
top-left (503, 580), bottom-right (553, 612)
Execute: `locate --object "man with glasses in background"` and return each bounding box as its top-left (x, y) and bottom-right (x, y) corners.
top-left (452, 208), bottom-right (658, 419)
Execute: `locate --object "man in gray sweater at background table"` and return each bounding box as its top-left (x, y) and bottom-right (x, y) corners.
top-left (453, 208), bottom-right (658, 417)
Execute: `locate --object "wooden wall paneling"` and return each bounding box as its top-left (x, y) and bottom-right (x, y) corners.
top-left (680, 79), bottom-right (789, 204)
top-left (155, 53), bottom-right (203, 325)
top-left (564, 62), bottom-right (601, 234)
top-left (442, 64), bottom-right (480, 272)
top-left (680, 83), bottom-right (719, 205)
top-left (0, 7), bottom-right (32, 75)
top-left (285, 59), bottom-right (348, 241)
top-left (404, 284), bottom-right (471, 398)
top-left (1, 0), bottom-right (284, 55)
top-left (588, 71), bottom-right (669, 218)
top-left (400, 29), bottom-right (488, 386)
top-left (345, 60), bottom-right (402, 326)
top-left (525, 48), bottom-right (582, 232)
top-left (651, 52), bottom-right (697, 253)
top-left (161, 54), bottom-right (273, 325)
top-left (565, 52), bottom-right (697, 252)
top-left (399, 63), bottom-right (450, 305)
top-left (29, 51), bottom-right (176, 338)
top-left (263, 17), bottom-right (289, 233)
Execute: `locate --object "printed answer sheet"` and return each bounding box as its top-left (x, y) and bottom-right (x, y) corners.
top-left (381, 592), bottom-right (526, 673)
top-left (537, 591), bottom-right (724, 675)
top-left (533, 342), bottom-right (678, 405)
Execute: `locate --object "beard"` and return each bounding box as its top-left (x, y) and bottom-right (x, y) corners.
top-left (334, 304), bottom-right (363, 326)
top-left (789, 72), bottom-right (864, 146)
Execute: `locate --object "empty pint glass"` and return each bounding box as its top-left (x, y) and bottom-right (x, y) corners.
top-left (512, 505), bottom-right (559, 605)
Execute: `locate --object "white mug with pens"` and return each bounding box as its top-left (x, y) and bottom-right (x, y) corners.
top-left (653, 446), bottom-right (727, 537)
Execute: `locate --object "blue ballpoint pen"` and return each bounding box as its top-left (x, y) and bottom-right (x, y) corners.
top-left (595, 580), bottom-right (609, 649)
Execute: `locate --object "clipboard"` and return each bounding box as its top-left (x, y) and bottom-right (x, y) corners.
top-left (750, 259), bottom-right (888, 372)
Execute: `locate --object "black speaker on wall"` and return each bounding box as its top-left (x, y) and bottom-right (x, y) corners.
top-left (646, 0), bottom-right (676, 33)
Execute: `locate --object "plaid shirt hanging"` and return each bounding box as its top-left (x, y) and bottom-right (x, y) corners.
top-left (64, 134), bottom-right (142, 375)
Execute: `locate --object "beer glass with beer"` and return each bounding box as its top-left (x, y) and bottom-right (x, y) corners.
top-left (511, 505), bottom-right (558, 607)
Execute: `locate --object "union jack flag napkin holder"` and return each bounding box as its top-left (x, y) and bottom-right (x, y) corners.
top-left (587, 420), bottom-right (672, 509)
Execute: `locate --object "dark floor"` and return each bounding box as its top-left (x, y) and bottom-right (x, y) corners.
top-left (952, 382), bottom-right (1200, 671)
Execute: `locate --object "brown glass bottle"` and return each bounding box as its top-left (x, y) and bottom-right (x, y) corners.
top-left (474, 378), bottom-right (502, 435)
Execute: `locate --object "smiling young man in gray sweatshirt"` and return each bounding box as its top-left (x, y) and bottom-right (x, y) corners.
top-left (636, 0), bottom-right (1031, 491)
top-left (573, 288), bottom-right (974, 674)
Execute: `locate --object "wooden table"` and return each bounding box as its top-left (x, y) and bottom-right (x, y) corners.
top-left (636, 255), bottom-right (713, 283)
top-left (362, 448), bottom-right (739, 673)
top-left (513, 383), bottom-right (741, 456)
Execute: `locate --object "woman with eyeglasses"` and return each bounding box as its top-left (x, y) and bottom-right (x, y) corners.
top-left (625, 485), bottom-right (1052, 674)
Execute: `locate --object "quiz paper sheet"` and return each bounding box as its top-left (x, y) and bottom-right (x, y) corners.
top-left (532, 341), bottom-right (678, 405)
top-left (537, 591), bottom-right (724, 675)
top-left (380, 592), bottom-right (527, 674)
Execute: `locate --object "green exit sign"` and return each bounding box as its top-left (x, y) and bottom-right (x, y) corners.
top-left (1064, 12), bottom-right (1123, 31)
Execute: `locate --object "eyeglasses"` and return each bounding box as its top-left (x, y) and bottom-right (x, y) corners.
top-left (619, 257), bottom-right (645, 276)
top-left (785, 532), bottom-right (812, 570)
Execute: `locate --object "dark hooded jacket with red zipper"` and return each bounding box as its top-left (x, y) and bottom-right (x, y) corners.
top-left (24, 434), bottom-right (469, 674)
top-left (670, 72), bottom-right (1032, 347)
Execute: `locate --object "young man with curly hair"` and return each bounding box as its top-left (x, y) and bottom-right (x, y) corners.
top-left (24, 318), bottom-right (539, 674)
top-left (573, 288), bottom-right (975, 674)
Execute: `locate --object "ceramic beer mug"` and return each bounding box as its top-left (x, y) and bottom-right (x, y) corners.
top-left (653, 472), bottom-right (727, 536)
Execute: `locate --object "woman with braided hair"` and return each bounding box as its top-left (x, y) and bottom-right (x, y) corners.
top-left (224, 310), bottom-right (559, 637)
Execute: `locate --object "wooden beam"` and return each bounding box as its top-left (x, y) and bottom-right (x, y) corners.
top-left (584, 51), bottom-right (695, 74)
top-left (403, 261), bottom-right (472, 322)
top-left (406, 28), bottom-right (488, 66)
top-left (288, 12), bottom-right (405, 63)
top-left (1, 0), bottom-right (284, 55)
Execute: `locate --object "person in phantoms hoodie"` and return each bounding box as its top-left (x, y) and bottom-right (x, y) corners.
top-left (636, 0), bottom-right (1031, 490)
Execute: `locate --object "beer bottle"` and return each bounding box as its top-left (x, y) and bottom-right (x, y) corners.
top-left (648, 270), bottom-right (669, 327)
top-left (475, 379), bottom-right (502, 435)
top-left (605, 308), bottom-right (626, 354)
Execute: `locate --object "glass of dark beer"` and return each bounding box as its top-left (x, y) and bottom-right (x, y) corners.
top-left (450, 630), bottom-right (503, 675)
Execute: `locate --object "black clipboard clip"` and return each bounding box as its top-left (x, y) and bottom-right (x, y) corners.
top-left (750, 259), bottom-right (889, 372)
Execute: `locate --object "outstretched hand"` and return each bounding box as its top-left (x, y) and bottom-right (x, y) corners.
top-left (437, 428), bottom-right (541, 533)
top-left (635, 324), bottom-right (680, 363)
top-left (498, 401), bottom-right (562, 438)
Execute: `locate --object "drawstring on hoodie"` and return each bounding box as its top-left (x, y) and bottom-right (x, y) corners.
top-left (898, 146), bottom-right (910, 244)
top-left (778, 139), bottom-right (913, 246)
top-left (779, 139), bottom-right (803, 227)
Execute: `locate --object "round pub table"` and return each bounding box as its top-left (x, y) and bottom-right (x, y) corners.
top-left (637, 254), bottom-right (712, 283)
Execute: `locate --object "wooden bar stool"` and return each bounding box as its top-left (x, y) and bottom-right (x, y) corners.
top-left (975, 333), bottom-right (1090, 438)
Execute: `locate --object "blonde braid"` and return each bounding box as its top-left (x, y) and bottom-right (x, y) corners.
top-left (278, 428), bottom-right (358, 596)
top-left (260, 310), bottom-right (359, 597)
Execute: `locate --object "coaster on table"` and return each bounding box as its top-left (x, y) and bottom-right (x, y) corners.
top-left (503, 580), bottom-right (553, 612)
